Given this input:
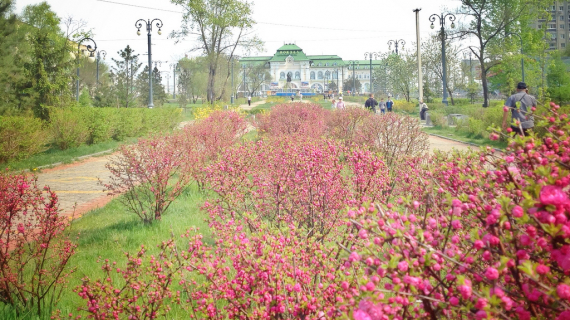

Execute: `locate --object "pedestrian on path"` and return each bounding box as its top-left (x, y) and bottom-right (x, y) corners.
top-left (336, 96), bottom-right (345, 109)
top-left (291, 94), bottom-right (295, 102)
top-left (502, 82), bottom-right (537, 136)
top-left (379, 98), bottom-right (386, 114)
top-left (386, 98), bottom-right (394, 112)
top-left (365, 94), bottom-right (378, 113)
top-left (420, 100), bottom-right (429, 120)
top-left (300, 93), bottom-right (303, 101)
top-left (248, 96), bottom-right (251, 107)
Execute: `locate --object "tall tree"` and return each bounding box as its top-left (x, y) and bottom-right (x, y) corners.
top-left (422, 35), bottom-right (462, 105)
top-left (137, 66), bottom-right (167, 107)
top-left (19, 2), bottom-right (76, 119)
top-left (383, 51), bottom-right (417, 102)
top-left (456, 0), bottom-right (552, 107)
top-left (343, 76), bottom-right (362, 93)
top-left (170, 0), bottom-right (262, 103)
top-left (110, 45), bottom-right (141, 108)
top-left (244, 63), bottom-right (270, 97)
top-left (177, 56), bottom-right (208, 106)
top-left (546, 51), bottom-right (570, 104)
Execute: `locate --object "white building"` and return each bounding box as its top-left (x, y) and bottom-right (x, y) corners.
top-left (240, 43), bottom-right (383, 94)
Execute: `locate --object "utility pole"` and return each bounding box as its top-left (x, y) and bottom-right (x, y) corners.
top-left (414, 8), bottom-right (423, 110)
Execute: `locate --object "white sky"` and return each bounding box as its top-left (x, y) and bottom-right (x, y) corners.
top-left (14, 0), bottom-right (465, 86)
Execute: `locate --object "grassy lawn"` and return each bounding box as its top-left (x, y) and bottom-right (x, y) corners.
top-left (0, 184), bottom-right (213, 319)
top-left (423, 126), bottom-right (508, 150)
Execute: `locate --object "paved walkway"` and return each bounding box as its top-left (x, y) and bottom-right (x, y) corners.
top-left (36, 155), bottom-right (115, 218)
top-left (240, 100), bottom-right (266, 110)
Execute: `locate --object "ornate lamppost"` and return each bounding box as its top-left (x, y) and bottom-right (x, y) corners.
top-left (136, 18), bottom-right (163, 108)
top-left (364, 52), bottom-right (380, 94)
top-left (96, 50), bottom-right (106, 85)
top-left (463, 50), bottom-right (475, 104)
top-left (387, 40), bottom-right (406, 55)
top-left (162, 71), bottom-right (170, 94)
top-left (429, 12), bottom-right (456, 106)
top-left (506, 32), bottom-right (525, 83)
top-left (75, 37), bottom-right (97, 101)
top-left (347, 60), bottom-right (359, 95)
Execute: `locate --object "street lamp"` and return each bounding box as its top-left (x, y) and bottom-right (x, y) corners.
top-left (506, 32), bottom-right (525, 83)
top-left (169, 63), bottom-right (179, 99)
top-left (75, 37), bottom-right (97, 101)
top-left (242, 63), bottom-right (248, 98)
top-left (136, 18), bottom-right (163, 108)
top-left (230, 57), bottom-right (235, 104)
top-left (162, 71), bottom-right (170, 94)
top-left (96, 50), bottom-right (106, 85)
top-left (387, 40), bottom-right (406, 55)
top-left (364, 52), bottom-right (380, 94)
top-left (347, 60), bottom-right (359, 95)
top-left (429, 12), bottom-right (456, 106)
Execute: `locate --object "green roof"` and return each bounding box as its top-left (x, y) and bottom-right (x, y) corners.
top-left (269, 43), bottom-right (309, 62)
top-left (276, 44), bottom-right (303, 51)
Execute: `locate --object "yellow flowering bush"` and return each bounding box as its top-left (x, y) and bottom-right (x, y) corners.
top-left (193, 103), bottom-right (244, 120)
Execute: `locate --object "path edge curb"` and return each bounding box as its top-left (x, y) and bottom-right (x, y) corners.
top-left (427, 133), bottom-right (504, 153)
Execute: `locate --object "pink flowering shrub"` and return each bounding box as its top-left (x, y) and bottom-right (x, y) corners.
top-left (0, 172), bottom-right (76, 316)
top-left (255, 103), bottom-right (329, 139)
top-left (354, 112), bottom-right (429, 168)
top-left (102, 134), bottom-right (193, 224)
top-left (326, 106), bottom-right (372, 145)
top-left (340, 103), bottom-right (570, 319)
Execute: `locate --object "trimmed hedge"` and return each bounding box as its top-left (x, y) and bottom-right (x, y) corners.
top-left (0, 107), bottom-right (182, 163)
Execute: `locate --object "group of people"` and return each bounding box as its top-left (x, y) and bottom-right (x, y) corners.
top-left (364, 94), bottom-right (394, 114)
top-left (331, 97), bottom-right (345, 109)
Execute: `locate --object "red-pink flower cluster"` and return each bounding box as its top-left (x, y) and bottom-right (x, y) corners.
top-left (0, 172), bottom-right (76, 316)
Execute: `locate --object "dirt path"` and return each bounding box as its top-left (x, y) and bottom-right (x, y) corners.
top-left (240, 100), bottom-right (266, 110)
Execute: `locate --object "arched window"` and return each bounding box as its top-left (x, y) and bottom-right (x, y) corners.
top-left (333, 63), bottom-right (337, 66)
top-left (318, 71), bottom-right (323, 79)
top-left (295, 71), bottom-right (300, 79)
top-left (325, 71), bottom-right (330, 79)
top-left (280, 72), bottom-right (285, 80)
top-left (310, 71), bottom-right (315, 80)
top-left (333, 71), bottom-right (338, 80)
top-left (325, 63), bottom-right (328, 66)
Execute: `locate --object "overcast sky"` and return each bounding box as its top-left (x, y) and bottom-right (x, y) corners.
top-left (14, 0), bottom-right (465, 86)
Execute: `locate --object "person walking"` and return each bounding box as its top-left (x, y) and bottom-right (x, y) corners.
top-left (331, 99), bottom-right (336, 109)
top-left (291, 94), bottom-right (295, 102)
top-left (247, 96), bottom-right (251, 107)
top-left (386, 98), bottom-right (394, 112)
top-left (378, 98), bottom-right (387, 114)
top-left (419, 100), bottom-right (429, 120)
top-left (336, 96), bottom-right (345, 109)
top-left (365, 94), bottom-right (378, 113)
top-left (502, 82), bottom-right (537, 136)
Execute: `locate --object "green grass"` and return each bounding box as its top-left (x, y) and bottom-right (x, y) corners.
top-left (423, 126), bottom-right (508, 150)
top-left (0, 183), bottom-right (212, 319)
top-left (3, 138), bottom-right (137, 172)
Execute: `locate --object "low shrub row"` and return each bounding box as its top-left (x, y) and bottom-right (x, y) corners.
top-left (0, 107), bottom-right (182, 164)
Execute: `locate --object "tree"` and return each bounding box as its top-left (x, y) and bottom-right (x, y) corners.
top-left (547, 51), bottom-right (570, 104)
top-left (328, 81), bottom-right (338, 92)
top-left (171, 0), bottom-right (262, 103)
top-left (343, 76), bottom-right (361, 93)
top-left (0, 0), bottom-right (28, 114)
top-left (19, 2), bottom-right (76, 119)
top-left (422, 35), bottom-right (462, 105)
top-left (244, 63), bottom-right (270, 97)
top-left (137, 66), bottom-right (167, 107)
top-left (456, 0), bottom-right (552, 107)
top-left (109, 45), bottom-right (142, 108)
top-left (383, 51), bottom-right (417, 102)
top-left (177, 57), bottom-right (208, 106)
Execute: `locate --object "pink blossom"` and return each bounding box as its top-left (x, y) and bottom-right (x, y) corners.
top-left (354, 309), bottom-right (372, 320)
top-left (485, 267), bottom-right (499, 280)
top-left (552, 246), bottom-right (570, 271)
top-left (557, 284), bottom-right (570, 300)
top-left (397, 261), bottom-right (409, 273)
top-left (512, 205), bottom-right (524, 218)
top-left (540, 185), bottom-right (569, 206)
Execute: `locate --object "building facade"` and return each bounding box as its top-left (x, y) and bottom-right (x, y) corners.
top-left (240, 44), bottom-right (384, 94)
top-left (533, 1), bottom-right (570, 50)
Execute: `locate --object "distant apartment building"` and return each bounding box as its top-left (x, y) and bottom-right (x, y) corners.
top-left (534, 1), bottom-right (570, 50)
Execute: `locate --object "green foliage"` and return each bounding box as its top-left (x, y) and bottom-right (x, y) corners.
top-left (108, 45), bottom-right (142, 108)
top-left (137, 66), bottom-right (167, 107)
top-left (0, 116), bottom-right (48, 163)
top-left (178, 57), bottom-right (208, 107)
top-left (430, 111), bottom-right (448, 127)
top-left (78, 88), bottom-right (92, 107)
top-left (547, 52), bottom-right (570, 104)
top-left (48, 107), bottom-right (89, 150)
top-left (343, 76), bottom-right (362, 93)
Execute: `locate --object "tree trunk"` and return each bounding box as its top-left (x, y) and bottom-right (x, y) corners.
top-left (207, 63), bottom-right (216, 103)
top-left (446, 84), bottom-right (455, 106)
top-left (480, 56), bottom-right (489, 108)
